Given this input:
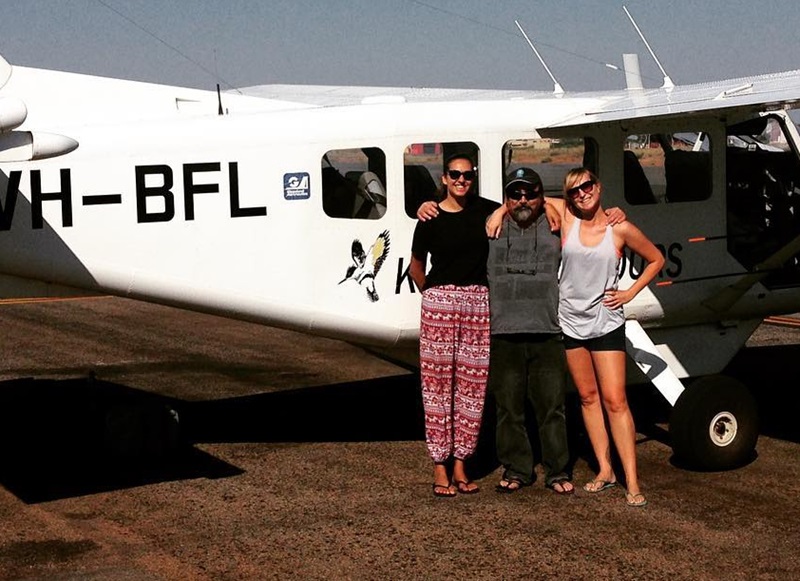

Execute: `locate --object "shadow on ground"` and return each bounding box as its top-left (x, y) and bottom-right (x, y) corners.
top-left (0, 372), bottom-right (428, 504)
top-left (0, 377), bottom-right (242, 504)
top-left (724, 343), bottom-right (800, 444)
top-left (179, 373), bottom-right (425, 443)
top-left (0, 342), bottom-right (797, 503)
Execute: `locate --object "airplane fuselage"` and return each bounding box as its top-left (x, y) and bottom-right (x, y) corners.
top-left (2, 66), bottom-right (800, 382)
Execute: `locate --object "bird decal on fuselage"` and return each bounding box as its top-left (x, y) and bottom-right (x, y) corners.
top-left (339, 230), bottom-right (390, 302)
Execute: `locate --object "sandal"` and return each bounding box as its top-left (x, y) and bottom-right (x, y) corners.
top-left (495, 477), bottom-right (524, 493)
top-left (454, 479), bottom-right (480, 494)
top-left (626, 491), bottom-right (648, 507)
top-left (546, 478), bottom-right (575, 495)
top-left (432, 483), bottom-right (457, 498)
top-left (583, 479), bottom-right (617, 493)
top-left (495, 472), bottom-right (529, 494)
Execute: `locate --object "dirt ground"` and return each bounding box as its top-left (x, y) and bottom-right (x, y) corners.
top-left (0, 298), bottom-right (798, 580)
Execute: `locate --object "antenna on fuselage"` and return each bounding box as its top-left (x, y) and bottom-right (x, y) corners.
top-left (514, 20), bottom-right (564, 95)
top-left (622, 5), bottom-right (674, 89)
top-left (217, 84), bottom-right (224, 115)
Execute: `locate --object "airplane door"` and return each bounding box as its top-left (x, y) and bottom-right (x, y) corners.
top-left (725, 113), bottom-right (800, 288)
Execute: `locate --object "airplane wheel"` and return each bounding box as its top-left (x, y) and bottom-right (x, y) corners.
top-left (670, 375), bottom-right (758, 470)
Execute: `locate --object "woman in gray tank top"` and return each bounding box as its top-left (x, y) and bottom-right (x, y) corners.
top-left (558, 168), bottom-right (664, 508)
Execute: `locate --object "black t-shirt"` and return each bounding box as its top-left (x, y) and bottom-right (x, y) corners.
top-left (411, 196), bottom-right (500, 290)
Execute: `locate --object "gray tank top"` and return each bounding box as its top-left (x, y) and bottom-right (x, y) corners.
top-left (558, 218), bottom-right (625, 340)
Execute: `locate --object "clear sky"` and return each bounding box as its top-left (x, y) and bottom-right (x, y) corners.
top-left (1, 0), bottom-right (799, 93)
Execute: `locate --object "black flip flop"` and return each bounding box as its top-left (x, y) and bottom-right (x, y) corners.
top-left (432, 483), bottom-right (456, 498)
top-left (546, 479), bottom-right (575, 495)
top-left (495, 477), bottom-right (524, 493)
top-left (454, 479), bottom-right (480, 494)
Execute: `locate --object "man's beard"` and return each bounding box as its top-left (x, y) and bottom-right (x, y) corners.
top-left (511, 205), bottom-right (533, 223)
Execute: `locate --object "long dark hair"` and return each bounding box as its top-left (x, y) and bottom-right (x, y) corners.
top-left (443, 152), bottom-right (475, 172)
top-left (438, 153), bottom-right (477, 201)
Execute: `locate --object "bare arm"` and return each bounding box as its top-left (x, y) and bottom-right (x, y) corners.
top-left (545, 196), bottom-right (566, 214)
top-left (488, 194), bottom-right (619, 236)
top-left (416, 201), bottom-right (439, 221)
top-left (544, 196), bottom-right (565, 231)
top-left (409, 254), bottom-right (427, 292)
top-left (544, 202), bottom-right (561, 232)
top-left (486, 205), bottom-right (507, 238)
top-left (603, 223), bottom-right (665, 309)
top-left (604, 206), bottom-right (627, 225)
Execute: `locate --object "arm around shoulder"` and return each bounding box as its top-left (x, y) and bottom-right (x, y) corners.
top-left (417, 201), bottom-right (439, 221)
top-left (543, 196), bottom-right (565, 232)
top-left (486, 204), bottom-right (507, 239)
top-left (544, 196), bottom-right (566, 213)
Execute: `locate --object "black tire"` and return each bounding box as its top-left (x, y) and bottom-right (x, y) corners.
top-left (670, 375), bottom-right (759, 470)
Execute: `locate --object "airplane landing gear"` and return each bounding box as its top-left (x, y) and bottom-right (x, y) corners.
top-left (669, 375), bottom-right (759, 470)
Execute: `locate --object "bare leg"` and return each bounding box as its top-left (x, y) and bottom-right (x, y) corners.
top-left (565, 347), bottom-right (616, 487)
top-left (452, 458), bottom-right (479, 493)
top-left (592, 350), bottom-right (643, 498)
top-left (433, 462), bottom-right (456, 496)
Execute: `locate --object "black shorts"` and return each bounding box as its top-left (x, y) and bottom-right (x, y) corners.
top-left (562, 324), bottom-right (626, 352)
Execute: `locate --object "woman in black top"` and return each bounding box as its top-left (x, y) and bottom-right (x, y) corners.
top-left (410, 153), bottom-right (499, 497)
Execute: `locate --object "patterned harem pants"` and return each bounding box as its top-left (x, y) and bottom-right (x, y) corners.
top-left (419, 284), bottom-right (491, 462)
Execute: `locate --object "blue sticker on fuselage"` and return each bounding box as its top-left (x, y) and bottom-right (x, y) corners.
top-left (284, 172), bottom-right (310, 200)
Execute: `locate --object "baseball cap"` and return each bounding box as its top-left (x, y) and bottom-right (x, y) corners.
top-left (504, 167), bottom-right (543, 193)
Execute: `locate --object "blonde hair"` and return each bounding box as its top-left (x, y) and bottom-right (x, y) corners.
top-left (563, 167), bottom-right (598, 193)
top-left (563, 167), bottom-right (599, 212)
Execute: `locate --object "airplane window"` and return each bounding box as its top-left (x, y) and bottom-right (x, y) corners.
top-left (502, 137), bottom-right (586, 198)
top-left (322, 147), bottom-right (386, 219)
top-left (403, 141), bottom-right (479, 218)
top-left (624, 132), bottom-right (712, 204)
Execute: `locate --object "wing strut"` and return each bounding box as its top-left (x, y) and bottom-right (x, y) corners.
top-left (701, 232), bottom-right (800, 313)
top-left (625, 320), bottom-right (685, 405)
top-left (514, 20), bottom-right (564, 96)
top-left (622, 5), bottom-right (674, 89)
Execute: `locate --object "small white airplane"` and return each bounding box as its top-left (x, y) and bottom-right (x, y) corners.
top-left (1, 25), bottom-right (800, 472)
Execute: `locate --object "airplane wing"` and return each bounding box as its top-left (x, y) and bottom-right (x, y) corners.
top-left (539, 69), bottom-right (800, 131)
top-left (237, 84), bottom-right (546, 107)
top-left (1, 64), bottom-right (313, 131)
top-left (240, 70), bottom-right (800, 126)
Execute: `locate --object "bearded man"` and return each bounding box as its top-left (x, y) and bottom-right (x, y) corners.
top-left (488, 167), bottom-right (574, 494)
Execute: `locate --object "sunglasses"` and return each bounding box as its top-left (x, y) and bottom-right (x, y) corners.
top-left (566, 179), bottom-right (595, 197)
top-left (506, 186), bottom-right (542, 201)
top-left (446, 169), bottom-right (476, 181)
